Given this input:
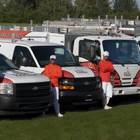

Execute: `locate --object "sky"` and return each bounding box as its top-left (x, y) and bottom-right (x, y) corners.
top-left (72, 0), bottom-right (140, 9)
top-left (137, 0), bottom-right (140, 9)
top-left (109, 0), bottom-right (140, 9)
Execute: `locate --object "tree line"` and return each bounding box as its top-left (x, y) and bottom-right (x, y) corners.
top-left (0, 0), bottom-right (139, 23)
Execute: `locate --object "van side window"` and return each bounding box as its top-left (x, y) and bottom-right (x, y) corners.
top-left (79, 40), bottom-right (101, 60)
top-left (79, 40), bottom-right (90, 60)
top-left (12, 46), bottom-right (37, 67)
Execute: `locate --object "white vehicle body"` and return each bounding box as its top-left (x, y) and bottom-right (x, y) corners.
top-left (0, 39), bottom-right (103, 105)
top-left (73, 35), bottom-right (140, 96)
top-left (21, 32), bottom-right (140, 96)
top-left (0, 53), bottom-right (53, 115)
top-left (73, 36), bottom-right (140, 95)
top-left (22, 32), bottom-right (65, 45)
top-left (21, 31), bottom-right (140, 95)
top-left (119, 27), bottom-right (135, 36)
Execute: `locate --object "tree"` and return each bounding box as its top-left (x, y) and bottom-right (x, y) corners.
top-left (112, 0), bottom-right (139, 12)
top-left (0, 0), bottom-right (139, 23)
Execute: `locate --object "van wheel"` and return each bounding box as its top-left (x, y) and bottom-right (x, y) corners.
top-left (74, 105), bottom-right (91, 110)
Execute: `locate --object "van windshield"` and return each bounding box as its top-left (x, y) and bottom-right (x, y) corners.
top-left (31, 46), bottom-right (80, 67)
top-left (103, 40), bottom-right (140, 64)
top-left (0, 54), bottom-right (18, 70)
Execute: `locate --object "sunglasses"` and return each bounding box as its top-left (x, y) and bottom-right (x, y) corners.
top-left (50, 58), bottom-right (56, 60)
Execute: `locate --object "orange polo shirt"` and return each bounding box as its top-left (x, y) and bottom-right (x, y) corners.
top-left (43, 64), bottom-right (62, 87)
top-left (99, 60), bottom-right (114, 82)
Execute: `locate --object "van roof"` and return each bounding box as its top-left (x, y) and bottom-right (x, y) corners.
top-left (0, 39), bottom-right (63, 47)
top-left (16, 40), bottom-right (62, 47)
top-left (80, 35), bottom-right (135, 40)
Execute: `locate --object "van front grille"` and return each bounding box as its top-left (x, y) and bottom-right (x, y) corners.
top-left (74, 77), bottom-right (98, 92)
top-left (14, 82), bottom-right (51, 97)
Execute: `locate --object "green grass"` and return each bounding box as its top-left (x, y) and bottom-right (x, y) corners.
top-left (0, 103), bottom-right (140, 140)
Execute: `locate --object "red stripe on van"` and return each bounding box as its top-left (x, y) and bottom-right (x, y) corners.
top-left (0, 30), bottom-right (30, 39)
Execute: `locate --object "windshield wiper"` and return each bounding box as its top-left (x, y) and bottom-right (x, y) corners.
top-left (64, 62), bottom-right (75, 65)
top-left (124, 60), bottom-right (140, 65)
top-left (108, 59), bottom-right (124, 66)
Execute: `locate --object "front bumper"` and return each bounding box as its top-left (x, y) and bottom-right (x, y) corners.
top-left (0, 93), bottom-right (53, 115)
top-left (59, 88), bottom-right (103, 105)
top-left (113, 86), bottom-right (140, 96)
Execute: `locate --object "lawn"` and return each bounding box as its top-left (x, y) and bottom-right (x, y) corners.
top-left (0, 97), bottom-right (140, 140)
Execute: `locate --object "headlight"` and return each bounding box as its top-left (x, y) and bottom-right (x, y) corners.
top-left (60, 79), bottom-right (74, 85)
top-left (96, 76), bottom-right (101, 83)
top-left (59, 79), bottom-right (74, 90)
top-left (0, 83), bottom-right (13, 94)
top-left (96, 83), bottom-right (102, 89)
top-left (96, 76), bottom-right (102, 89)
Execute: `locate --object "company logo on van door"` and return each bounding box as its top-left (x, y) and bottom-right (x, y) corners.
top-left (11, 71), bottom-right (36, 77)
top-left (124, 67), bottom-right (131, 76)
top-left (75, 68), bottom-right (88, 74)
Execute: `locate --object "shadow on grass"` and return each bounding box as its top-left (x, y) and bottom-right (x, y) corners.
top-left (0, 113), bottom-right (43, 121)
top-left (109, 94), bottom-right (140, 106)
top-left (60, 94), bottom-right (140, 114)
top-left (0, 95), bottom-right (140, 120)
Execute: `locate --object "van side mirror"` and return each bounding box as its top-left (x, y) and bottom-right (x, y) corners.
top-left (90, 45), bottom-right (96, 60)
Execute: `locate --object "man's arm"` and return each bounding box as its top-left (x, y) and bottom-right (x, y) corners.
top-left (43, 66), bottom-right (56, 79)
top-left (108, 62), bottom-right (114, 73)
top-left (54, 66), bottom-right (62, 78)
top-left (99, 61), bottom-right (109, 73)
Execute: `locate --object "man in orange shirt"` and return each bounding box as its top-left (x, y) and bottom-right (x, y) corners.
top-left (99, 51), bottom-right (114, 110)
top-left (43, 55), bottom-right (63, 117)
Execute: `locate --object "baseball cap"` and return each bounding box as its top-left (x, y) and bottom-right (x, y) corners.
top-left (103, 51), bottom-right (109, 56)
top-left (50, 55), bottom-right (56, 59)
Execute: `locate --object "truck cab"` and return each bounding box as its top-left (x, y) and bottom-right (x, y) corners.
top-left (0, 39), bottom-right (103, 107)
top-left (72, 35), bottom-right (140, 96)
top-left (0, 53), bottom-right (53, 115)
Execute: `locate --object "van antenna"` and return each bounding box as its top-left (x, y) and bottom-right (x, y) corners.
top-left (11, 33), bottom-right (15, 43)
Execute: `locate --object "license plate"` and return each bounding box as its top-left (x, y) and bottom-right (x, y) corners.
top-left (85, 99), bottom-right (93, 101)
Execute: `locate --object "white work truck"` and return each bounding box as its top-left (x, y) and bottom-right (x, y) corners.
top-left (72, 35), bottom-right (140, 96)
top-left (22, 32), bottom-right (140, 96)
top-left (0, 39), bottom-right (103, 107)
top-left (0, 53), bottom-right (53, 115)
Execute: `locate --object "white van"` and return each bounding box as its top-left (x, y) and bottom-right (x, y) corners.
top-left (0, 39), bottom-right (103, 107)
top-left (22, 31), bottom-right (140, 96)
top-left (0, 53), bottom-right (53, 115)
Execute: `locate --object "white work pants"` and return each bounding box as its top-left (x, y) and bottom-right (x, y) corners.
top-left (102, 82), bottom-right (113, 106)
top-left (52, 87), bottom-right (60, 114)
top-left (102, 82), bottom-right (113, 98)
